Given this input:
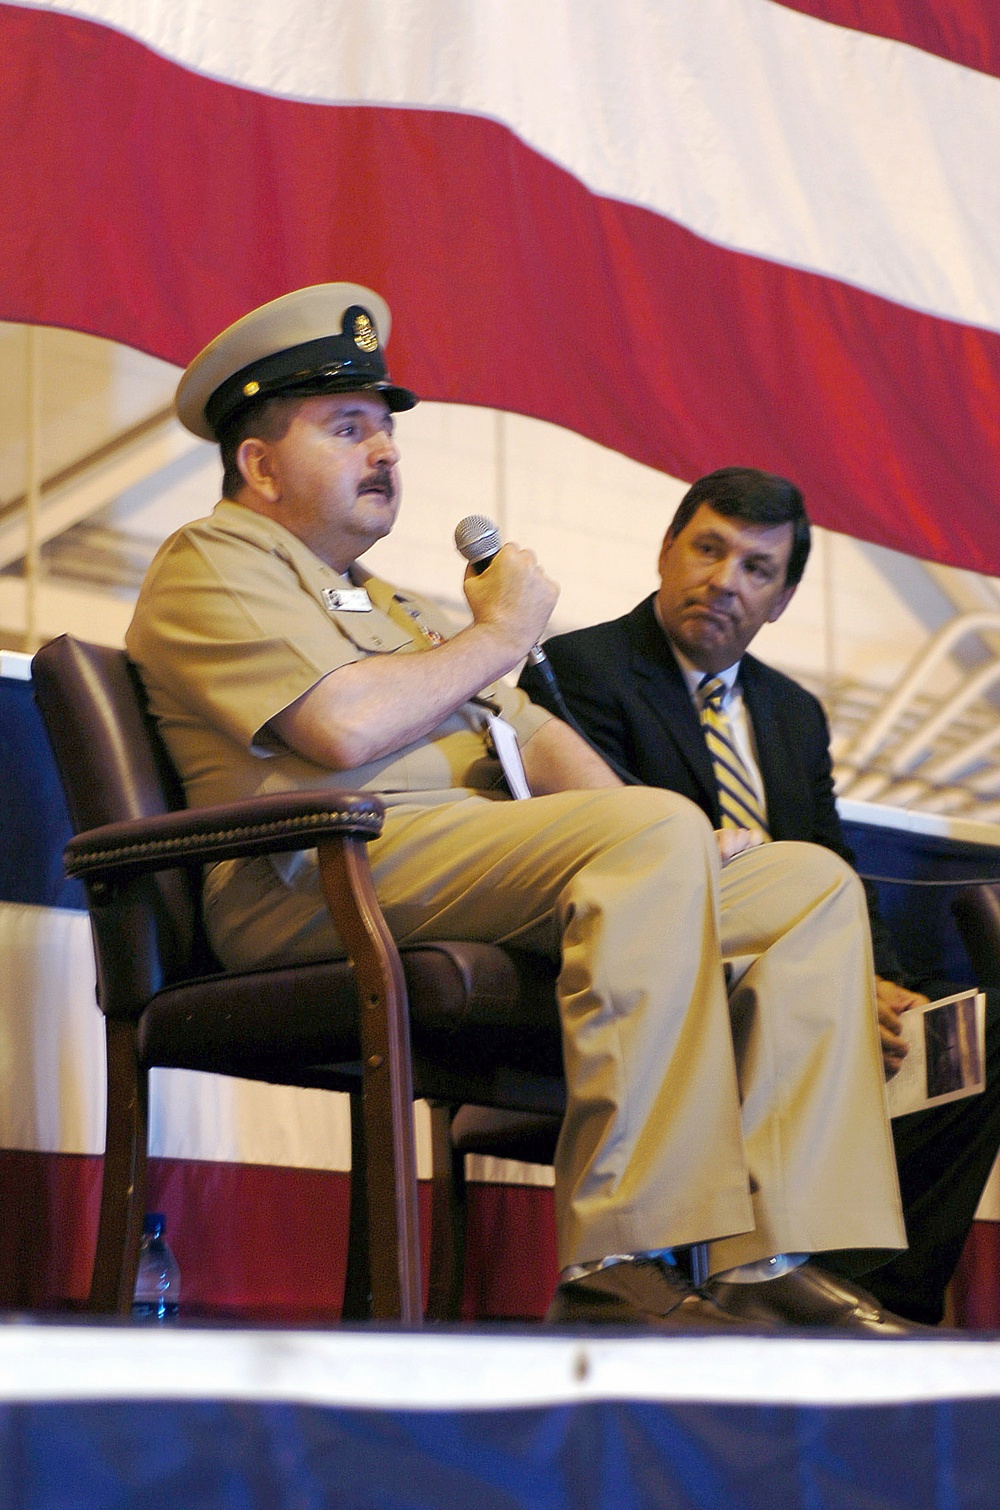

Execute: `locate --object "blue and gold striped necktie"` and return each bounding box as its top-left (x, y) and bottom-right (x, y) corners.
top-left (697, 674), bottom-right (770, 837)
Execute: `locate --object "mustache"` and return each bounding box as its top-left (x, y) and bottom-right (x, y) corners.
top-left (359, 469), bottom-right (395, 498)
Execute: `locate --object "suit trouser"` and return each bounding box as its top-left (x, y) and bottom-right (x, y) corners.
top-left (206, 786), bottom-right (906, 1272)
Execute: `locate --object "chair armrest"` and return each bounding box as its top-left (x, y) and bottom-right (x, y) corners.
top-left (64, 787), bottom-right (385, 883)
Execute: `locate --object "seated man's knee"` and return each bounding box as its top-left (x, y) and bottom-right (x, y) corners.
top-left (597, 784), bottom-right (715, 843)
top-left (775, 839), bottom-right (864, 902)
top-left (576, 788), bottom-right (718, 879)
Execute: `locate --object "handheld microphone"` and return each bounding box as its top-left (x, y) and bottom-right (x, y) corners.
top-left (453, 514), bottom-right (553, 675)
top-left (453, 515), bottom-right (642, 786)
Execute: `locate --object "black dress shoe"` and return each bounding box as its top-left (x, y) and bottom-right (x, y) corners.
top-left (546, 1256), bottom-right (746, 1330)
top-left (703, 1262), bottom-right (935, 1335)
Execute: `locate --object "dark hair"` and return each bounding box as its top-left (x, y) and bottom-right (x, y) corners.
top-left (218, 394), bottom-right (302, 499)
top-left (667, 467), bottom-right (811, 587)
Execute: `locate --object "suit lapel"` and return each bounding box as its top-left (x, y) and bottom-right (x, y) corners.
top-left (627, 599), bottom-right (720, 818)
top-left (740, 655), bottom-right (799, 840)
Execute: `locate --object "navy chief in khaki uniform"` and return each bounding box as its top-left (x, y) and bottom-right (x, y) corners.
top-left (126, 283), bottom-right (916, 1332)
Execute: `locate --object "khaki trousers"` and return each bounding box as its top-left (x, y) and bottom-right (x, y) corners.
top-left (206, 786), bottom-right (905, 1272)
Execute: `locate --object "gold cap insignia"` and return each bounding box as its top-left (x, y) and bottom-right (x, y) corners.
top-left (242, 379), bottom-right (260, 397)
top-left (353, 311), bottom-right (379, 353)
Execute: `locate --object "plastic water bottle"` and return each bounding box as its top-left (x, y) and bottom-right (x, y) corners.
top-left (132, 1212), bottom-right (181, 1321)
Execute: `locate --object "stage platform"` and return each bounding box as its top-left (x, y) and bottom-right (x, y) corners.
top-left (8, 655), bottom-right (1000, 1326)
top-left (4, 1320), bottom-right (1000, 1507)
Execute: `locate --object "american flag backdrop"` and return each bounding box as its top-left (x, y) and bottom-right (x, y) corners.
top-left (1, 0), bottom-right (999, 571)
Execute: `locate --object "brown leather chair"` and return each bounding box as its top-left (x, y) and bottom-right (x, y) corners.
top-left (32, 634), bottom-right (564, 1324)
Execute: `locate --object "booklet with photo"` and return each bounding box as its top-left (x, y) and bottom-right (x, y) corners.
top-left (885, 988), bottom-right (986, 1119)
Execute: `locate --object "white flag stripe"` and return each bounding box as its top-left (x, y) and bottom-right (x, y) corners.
top-left (10, 0), bottom-right (1000, 332)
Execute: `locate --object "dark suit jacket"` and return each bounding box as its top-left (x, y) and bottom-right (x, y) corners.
top-left (519, 594), bottom-right (904, 980)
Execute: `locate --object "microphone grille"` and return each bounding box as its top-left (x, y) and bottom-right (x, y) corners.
top-left (454, 514), bottom-right (501, 564)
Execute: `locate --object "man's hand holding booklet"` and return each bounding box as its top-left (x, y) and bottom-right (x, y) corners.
top-left (886, 988), bottom-right (986, 1119)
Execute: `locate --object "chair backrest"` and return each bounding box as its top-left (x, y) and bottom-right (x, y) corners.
top-left (31, 634), bottom-right (213, 1009)
top-left (952, 883), bottom-right (1000, 989)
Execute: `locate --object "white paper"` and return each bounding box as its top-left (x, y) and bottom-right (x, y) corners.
top-left (885, 988), bottom-right (986, 1119)
top-left (485, 711), bottom-right (532, 801)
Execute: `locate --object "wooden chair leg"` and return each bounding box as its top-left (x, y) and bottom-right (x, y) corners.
top-left (426, 1103), bottom-right (468, 1321)
top-left (318, 836), bottom-right (422, 1323)
top-left (341, 1091), bottom-right (372, 1321)
top-left (89, 1017), bottom-right (148, 1315)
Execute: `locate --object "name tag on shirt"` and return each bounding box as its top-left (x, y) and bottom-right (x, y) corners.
top-left (485, 712), bottom-right (532, 800)
top-left (322, 586), bottom-right (372, 613)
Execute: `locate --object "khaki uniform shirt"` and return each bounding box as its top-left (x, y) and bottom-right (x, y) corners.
top-left (125, 500), bottom-right (552, 813)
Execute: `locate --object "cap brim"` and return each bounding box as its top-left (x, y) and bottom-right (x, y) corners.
top-left (175, 283), bottom-right (399, 440)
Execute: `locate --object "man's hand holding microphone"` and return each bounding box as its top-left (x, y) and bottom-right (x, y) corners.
top-left (454, 515), bottom-right (560, 681)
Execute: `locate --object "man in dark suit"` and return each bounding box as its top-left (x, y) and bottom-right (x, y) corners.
top-left (520, 465), bottom-right (1000, 1325)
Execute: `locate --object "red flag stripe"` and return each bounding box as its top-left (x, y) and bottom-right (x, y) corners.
top-left (2, 5), bottom-right (999, 571)
top-left (770, 0), bottom-right (1000, 80)
top-left (11, 1), bottom-right (1000, 334)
